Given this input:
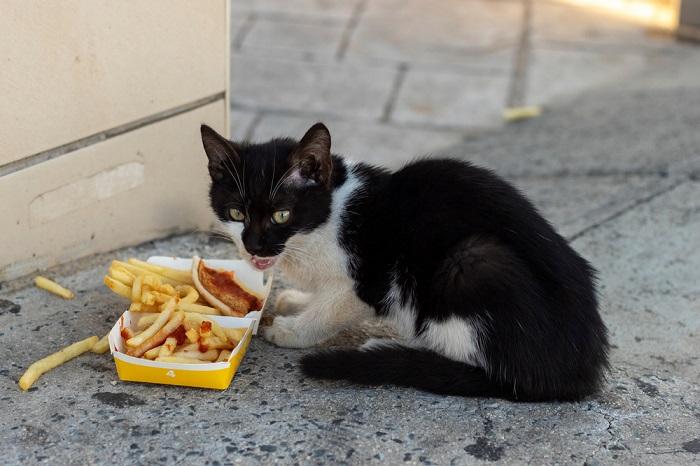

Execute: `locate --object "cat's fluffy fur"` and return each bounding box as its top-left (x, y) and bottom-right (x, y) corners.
top-left (201, 123), bottom-right (609, 401)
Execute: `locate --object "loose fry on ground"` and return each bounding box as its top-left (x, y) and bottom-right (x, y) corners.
top-left (127, 259), bottom-right (193, 285)
top-left (127, 311), bottom-right (185, 358)
top-left (91, 334), bottom-right (110, 354)
top-left (155, 356), bottom-right (209, 364)
top-left (19, 336), bottom-right (98, 390)
top-left (127, 299), bottom-right (175, 347)
top-left (503, 105), bottom-right (542, 122)
top-left (216, 350), bottom-right (232, 362)
top-left (34, 276), bottom-right (75, 300)
top-left (104, 276), bottom-right (132, 299)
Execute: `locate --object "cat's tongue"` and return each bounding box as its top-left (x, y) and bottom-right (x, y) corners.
top-left (250, 256), bottom-right (277, 271)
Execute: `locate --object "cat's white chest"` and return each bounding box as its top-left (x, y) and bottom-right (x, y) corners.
top-left (278, 223), bottom-right (350, 292)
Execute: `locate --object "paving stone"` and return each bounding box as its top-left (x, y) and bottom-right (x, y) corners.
top-left (527, 46), bottom-right (647, 105)
top-left (239, 16), bottom-right (345, 60)
top-left (574, 180), bottom-right (700, 385)
top-left (251, 114), bottom-right (464, 168)
top-left (346, 0), bottom-right (522, 65)
top-left (531, 1), bottom-right (675, 51)
top-left (1, 228), bottom-right (698, 465)
top-left (231, 0), bottom-right (361, 20)
top-left (392, 67), bottom-right (510, 129)
top-left (441, 86), bottom-right (700, 177)
top-left (513, 174), bottom-right (665, 239)
top-left (230, 55), bottom-right (396, 120)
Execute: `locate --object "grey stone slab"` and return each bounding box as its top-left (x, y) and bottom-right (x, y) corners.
top-left (2, 229), bottom-right (699, 465)
top-left (527, 46), bottom-right (647, 106)
top-left (440, 86), bottom-right (700, 178)
top-left (239, 16), bottom-right (345, 61)
top-left (532, 1), bottom-right (676, 51)
top-left (573, 180), bottom-right (700, 386)
top-left (346, 0), bottom-right (522, 66)
top-left (250, 114), bottom-right (464, 169)
top-left (392, 67), bottom-right (510, 129)
top-left (513, 174), bottom-right (668, 239)
top-left (229, 55), bottom-right (396, 120)
top-left (231, 0), bottom-right (361, 20)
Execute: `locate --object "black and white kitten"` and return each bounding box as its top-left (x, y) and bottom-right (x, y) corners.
top-left (200, 123), bottom-right (609, 401)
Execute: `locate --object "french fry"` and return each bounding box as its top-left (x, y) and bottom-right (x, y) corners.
top-left (131, 274), bottom-right (143, 303)
top-left (177, 302), bottom-right (220, 315)
top-left (503, 105), bottom-right (542, 122)
top-left (224, 328), bottom-right (247, 343)
top-left (216, 350), bottom-right (232, 362)
top-left (185, 328), bottom-right (200, 343)
top-left (172, 348), bottom-right (219, 361)
top-left (158, 337), bottom-right (178, 358)
top-left (199, 321), bottom-right (212, 338)
top-left (140, 291), bottom-right (157, 306)
top-left (143, 345), bottom-right (163, 360)
top-left (120, 327), bottom-right (135, 340)
top-left (108, 267), bottom-right (134, 286)
top-left (178, 343), bottom-right (200, 352)
top-left (34, 276), bottom-right (75, 300)
top-left (127, 259), bottom-right (193, 285)
top-left (19, 336), bottom-right (98, 390)
top-left (176, 285), bottom-right (199, 304)
top-left (111, 261), bottom-right (186, 287)
top-left (136, 314), bottom-right (159, 330)
top-left (183, 313), bottom-right (227, 341)
top-left (200, 336), bottom-right (234, 350)
top-left (127, 299), bottom-right (175, 347)
top-left (104, 276), bottom-right (132, 299)
top-left (155, 356), bottom-right (210, 364)
top-left (91, 334), bottom-right (110, 354)
top-left (127, 311), bottom-right (185, 358)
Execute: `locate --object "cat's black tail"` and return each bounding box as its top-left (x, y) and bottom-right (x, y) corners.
top-left (300, 344), bottom-right (512, 399)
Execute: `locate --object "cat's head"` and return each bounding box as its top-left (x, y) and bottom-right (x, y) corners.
top-left (200, 123), bottom-right (336, 271)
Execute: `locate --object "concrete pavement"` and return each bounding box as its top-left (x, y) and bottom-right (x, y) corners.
top-left (2, 1), bottom-right (700, 464)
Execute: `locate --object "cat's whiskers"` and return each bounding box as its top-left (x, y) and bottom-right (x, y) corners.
top-left (270, 161), bottom-right (302, 202)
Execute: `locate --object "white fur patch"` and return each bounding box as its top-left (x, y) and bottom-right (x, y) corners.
top-left (419, 316), bottom-right (486, 368)
top-left (380, 264), bottom-right (417, 338)
top-left (262, 164), bottom-right (374, 348)
top-left (278, 164), bottom-right (363, 290)
top-left (221, 220), bottom-right (245, 255)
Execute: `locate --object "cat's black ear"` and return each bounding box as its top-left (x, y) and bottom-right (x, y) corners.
top-left (290, 122), bottom-right (333, 189)
top-left (200, 124), bottom-right (240, 181)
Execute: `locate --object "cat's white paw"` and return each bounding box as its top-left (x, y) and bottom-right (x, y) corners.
top-left (274, 289), bottom-right (310, 316)
top-left (261, 315), bottom-right (314, 348)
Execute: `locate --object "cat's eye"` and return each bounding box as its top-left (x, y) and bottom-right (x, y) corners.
top-left (229, 208), bottom-right (245, 222)
top-left (271, 210), bottom-right (290, 225)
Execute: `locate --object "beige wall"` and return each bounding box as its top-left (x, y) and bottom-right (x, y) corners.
top-left (0, 1), bottom-right (229, 281)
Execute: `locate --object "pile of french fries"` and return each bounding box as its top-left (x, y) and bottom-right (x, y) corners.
top-left (122, 298), bottom-right (246, 363)
top-left (104, 258), bottom-right (222, 315)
